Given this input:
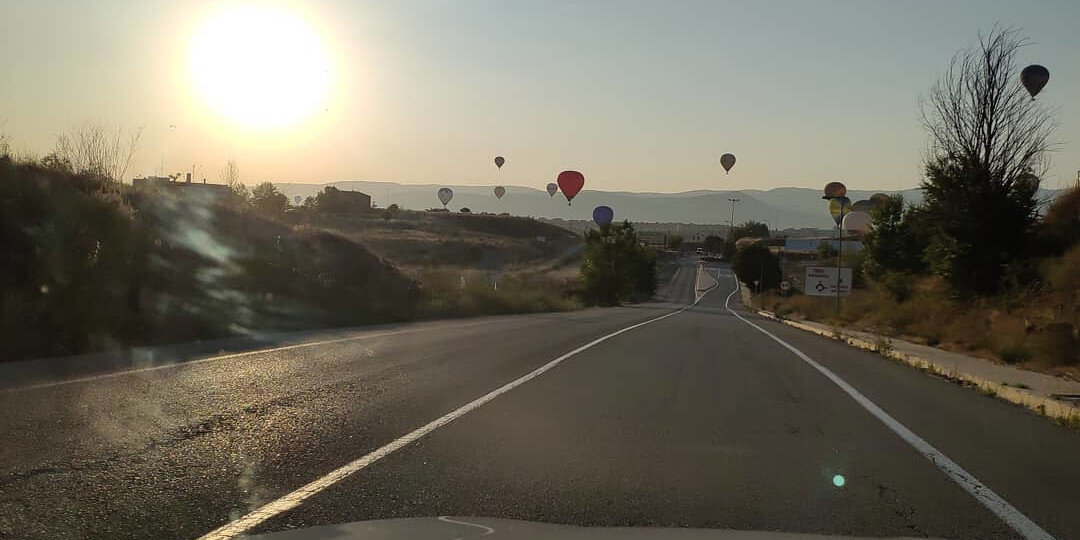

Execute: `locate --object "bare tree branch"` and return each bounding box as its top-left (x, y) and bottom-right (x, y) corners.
top-left (919, 27), bottom-right (1055, 189)
top-left (219, 159), bottom-right (248, 199)
top-left (53, 122), bottom-right (143, 187)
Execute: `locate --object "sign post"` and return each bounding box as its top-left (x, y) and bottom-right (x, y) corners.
top-left (804, 267), bottom-right (850, 297)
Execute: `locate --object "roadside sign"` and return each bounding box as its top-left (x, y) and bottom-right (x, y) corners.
top-left (805, 266), bottom-right (851, 297)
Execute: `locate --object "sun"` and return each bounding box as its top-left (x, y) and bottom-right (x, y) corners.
top-left (188, 5), bottom-right (331, 130)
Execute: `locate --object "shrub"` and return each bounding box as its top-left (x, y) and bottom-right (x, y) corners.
top-left (731, 243), bottom-right (781, 292)
top-left (580, 221), bottom-right (656, 305)
top-left (996, 343), bottom-right (1033, 364)
top-left (251, 181), bottom-right (289, 216)
top-left (0, 159), bottom-right (421, 360)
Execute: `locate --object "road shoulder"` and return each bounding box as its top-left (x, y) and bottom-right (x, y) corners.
top-left (755, 310), bottom-right (1080, 426)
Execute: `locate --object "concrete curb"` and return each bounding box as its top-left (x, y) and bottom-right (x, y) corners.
top-left (755, 310), bottom-right (1080, 425)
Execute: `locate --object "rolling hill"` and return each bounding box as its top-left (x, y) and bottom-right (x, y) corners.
top-left (276, 181), bottom-right (1065, 230)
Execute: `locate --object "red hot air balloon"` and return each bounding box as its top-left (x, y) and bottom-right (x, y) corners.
top-left (1020, 65), bottom-right (1049, 100)
top-left (557, 170), bottom-right (585, 205)
top-left (822, 181), bottom-right (847, 199)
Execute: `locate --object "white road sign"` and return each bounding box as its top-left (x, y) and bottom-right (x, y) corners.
top-left (805, 266), bottom-right (851, 297)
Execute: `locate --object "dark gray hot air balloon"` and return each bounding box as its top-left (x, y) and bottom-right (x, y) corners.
top-left (851, 199), bottom-right (873, 213)
top-left (869, 193), bottom-right (890, 209)
top-left (1020, 65), bottom-right (1049, 100)
top-left (720, 153), bottom-right (736, 173)
top-left (437, 187), bottom-right (453, 208)
top-left (546, 183), bottom-right (558, 197)
top-left (494, 156), bottom-right (506, 169)
top-left (493, 186), bottom-right (505, 199)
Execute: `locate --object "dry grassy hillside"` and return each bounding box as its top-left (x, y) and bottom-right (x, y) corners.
top-left (301, 209), bottom-right (583, 273)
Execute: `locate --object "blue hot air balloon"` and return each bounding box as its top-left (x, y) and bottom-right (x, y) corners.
top-left (593, 205), bottom-right (614, 227)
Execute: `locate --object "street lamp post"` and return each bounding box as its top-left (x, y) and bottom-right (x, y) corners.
top-left (727, 197), bottom-right (740, 244)
top-left (821, 193), bottom-right (849, 318)
top-left (834, 207), bottom-right (847, 317)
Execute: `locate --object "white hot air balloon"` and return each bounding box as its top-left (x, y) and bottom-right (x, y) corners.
top-left (842, 211), bottom-right (872, 234)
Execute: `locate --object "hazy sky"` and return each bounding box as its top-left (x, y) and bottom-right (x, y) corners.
top-left (3, 0), bottom-right (1078, 192)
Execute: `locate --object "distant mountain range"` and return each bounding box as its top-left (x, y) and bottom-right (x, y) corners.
top-left (275, 181), bottom-right (1065, 230)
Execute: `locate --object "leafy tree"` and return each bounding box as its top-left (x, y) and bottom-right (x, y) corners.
top-left (702, 235), bottom-right (725, 254)
top-left (1036, 186), bottom-right (1080, 256)
top-left (732, 221), bottom-right (770, 240)
top-left (723, 221), bottom-right (769, 259)
top-left (731, 243), bottom-right (781, 292)
top-left (815, 241), bottom-right (838, 261)
top-left (460, 207), bottom-right (471, 213)
top-left (251, 182), bottom-right (289, 216)
top-left (580, 221), bottom-right (656, 305)
top-left (668, 234), bottom-right (684, 250)
top-left (861, 194), bottom-right (930, 278)
top-left (920, 27), bottom-right (1055, 294)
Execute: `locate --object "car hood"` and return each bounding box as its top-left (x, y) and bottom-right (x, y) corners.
top-left (244, 516), bottom-right (938, 540)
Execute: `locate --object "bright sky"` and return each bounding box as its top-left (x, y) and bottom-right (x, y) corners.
top-left (2, 0), bottom-right (1078, 192)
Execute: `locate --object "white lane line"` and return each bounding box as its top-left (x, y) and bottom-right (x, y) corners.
top-left (722, 279), bottom-right (1055, 540)
top-left (198, 289), bottom-right (714, 540)
top-left (438, 516), bottom-right (496, 538)
top-left (2, 321), bottom-right (494, 393)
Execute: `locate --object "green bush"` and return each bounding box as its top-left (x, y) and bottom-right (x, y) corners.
top-left (580, 221), bottom-right (656, 305)
top-left (996, 343), bottom-right (1033, 364)
top-left (731, 243), bottom-right (781, 292)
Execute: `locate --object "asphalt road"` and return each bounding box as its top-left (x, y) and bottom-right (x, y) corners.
top-left (1, 261), bottom-right (1077, 539)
